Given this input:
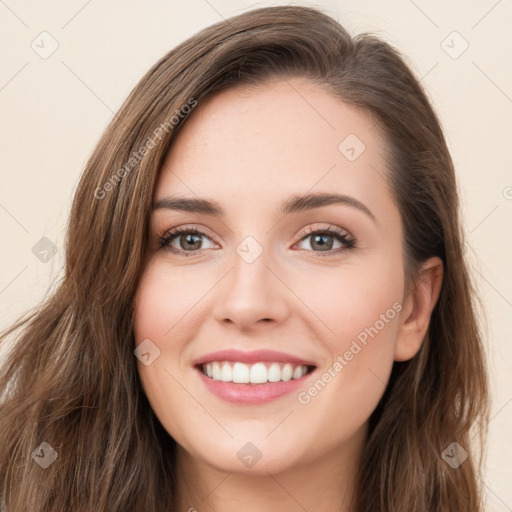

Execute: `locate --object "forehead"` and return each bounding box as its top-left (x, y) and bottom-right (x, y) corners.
top-left (155, 78), bottom-right (391, 214)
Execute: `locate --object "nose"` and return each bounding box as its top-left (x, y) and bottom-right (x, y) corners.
top-left (213, 248), bottom-right (290, 332)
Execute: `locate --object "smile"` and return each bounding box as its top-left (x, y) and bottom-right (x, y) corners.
top-left (200, 361), bottom-right (314, 384)
top-left (195, 362), bottom-right (317, 405)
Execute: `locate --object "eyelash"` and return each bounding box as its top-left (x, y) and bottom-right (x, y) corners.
top-left (158, 224), bottom-right (356, 258)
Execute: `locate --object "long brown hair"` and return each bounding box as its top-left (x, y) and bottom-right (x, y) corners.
top-left (0, 6), bottom-right (489, 511)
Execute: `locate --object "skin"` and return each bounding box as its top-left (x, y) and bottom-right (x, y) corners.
top-left (133, 77), bottom-right (443, 512)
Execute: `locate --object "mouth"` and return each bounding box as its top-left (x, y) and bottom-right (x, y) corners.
top-left (192, 348), bottom-right (318, 404)
top-left (195, 361), bottom-right (316, 385)
top-left (193, 360), bottom-right (318, 405)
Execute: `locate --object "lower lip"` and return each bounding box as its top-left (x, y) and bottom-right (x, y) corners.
top-left (195, 367), bottom-right (315, 404)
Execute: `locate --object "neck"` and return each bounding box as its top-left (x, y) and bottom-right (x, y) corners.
top-left (174, 424), bottom-right (367, 512)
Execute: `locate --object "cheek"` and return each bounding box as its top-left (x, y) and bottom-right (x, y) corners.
top-left (328, 281), bottom-right (402, 360)
top-left (133, 259), bottom-right (208, 344)
top-left (133, 261), bottom-right (201, 391)
top-left (291, 261), bottom-right (403, 419)
top-left (289, 255), bottom-right (403, 352)
top-left (132, 261), bottom-right (203, 441)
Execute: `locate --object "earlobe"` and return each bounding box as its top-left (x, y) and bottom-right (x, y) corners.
top-left (394, 257), bottom-right (444, 362)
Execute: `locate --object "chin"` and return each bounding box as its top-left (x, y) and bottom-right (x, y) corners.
top-left (192, 438), bottom-right (305, 475)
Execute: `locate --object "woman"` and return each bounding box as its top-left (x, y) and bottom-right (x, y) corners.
top-left (0, 5), bottom-right (489, 511)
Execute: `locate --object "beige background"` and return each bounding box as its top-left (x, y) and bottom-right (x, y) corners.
top-left (1, 0), bottom-right (511, 509)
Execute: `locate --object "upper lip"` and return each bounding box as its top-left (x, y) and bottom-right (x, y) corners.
top-left (192, 349), bottom-right (317, 367)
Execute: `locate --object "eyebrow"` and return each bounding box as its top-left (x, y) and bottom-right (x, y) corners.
top-left (152, 192), bottom-right (376, 223)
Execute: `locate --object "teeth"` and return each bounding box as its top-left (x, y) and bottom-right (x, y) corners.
top-left (212, 362), bottom-right (221, 381)
top-left (233, 362), bottom-right (249, 383)
top-left (267, 363), bottom-right (281, 382)
top-left (220, 363), bottom-right (233, 382)
top-left (292, 365), bottom-right (304, 379)
top-left (282, 363), bottom-right (293, 381)
top-left (202, 361), bottom-right (310, 384)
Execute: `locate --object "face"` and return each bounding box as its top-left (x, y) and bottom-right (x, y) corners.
top-left (133, 78), bottom-right (411, 475)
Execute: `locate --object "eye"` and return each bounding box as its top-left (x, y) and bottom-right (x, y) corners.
top-left (159, 225), bottom-right (217, 256)
top-left (293, 225), bottom-right (356, 256)
top-left (159, 224), bottom-right (356, 258)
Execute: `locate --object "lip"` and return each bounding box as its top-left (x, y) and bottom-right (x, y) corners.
top-left (195, 366), bottom-right (317, 404)
top-left (192, 349), bottom-right (316, 367)
top-left (192, 349), bottom-right (318, 405)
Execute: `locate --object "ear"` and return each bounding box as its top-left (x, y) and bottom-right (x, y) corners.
top-left (394, 256), bottom-right (444, 362)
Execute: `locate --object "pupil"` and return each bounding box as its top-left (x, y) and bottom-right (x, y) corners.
top-left (183, 234), bottom-right (201, 250)
top-left (313, 234), bottom-right (332, 251)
